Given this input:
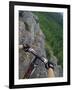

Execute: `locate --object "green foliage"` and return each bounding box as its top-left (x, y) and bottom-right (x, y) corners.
top-left (33, 12), bottom-right (63, 67)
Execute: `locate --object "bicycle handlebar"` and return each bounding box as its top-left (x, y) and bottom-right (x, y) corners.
top-left (19, 44), bottom-right (48, 64)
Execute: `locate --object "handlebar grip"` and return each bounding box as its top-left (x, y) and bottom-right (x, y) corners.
top-left (19, 44), bottom-right (30, 52)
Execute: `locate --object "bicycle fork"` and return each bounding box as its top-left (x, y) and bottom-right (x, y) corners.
top-left (23, 57), bottom-right (38, 79)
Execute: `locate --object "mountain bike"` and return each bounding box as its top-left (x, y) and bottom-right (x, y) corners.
top-left (19, 44), bottom-right (55, 78)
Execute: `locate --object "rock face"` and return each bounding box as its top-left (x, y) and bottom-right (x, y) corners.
top-left (19, 11), bottom-right (63, 79)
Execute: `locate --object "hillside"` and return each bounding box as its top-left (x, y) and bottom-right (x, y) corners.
top-left (33, 12), bottom-right (63, 68)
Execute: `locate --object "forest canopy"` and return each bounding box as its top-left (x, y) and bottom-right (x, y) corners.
top-left (33, 12), bottom-right (63, 67)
